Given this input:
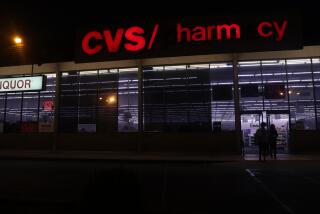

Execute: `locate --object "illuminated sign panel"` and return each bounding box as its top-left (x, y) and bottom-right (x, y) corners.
top-left (76, 12), bottom-right (302, 62)
top-left (0, 76), bottom-right (45, 92)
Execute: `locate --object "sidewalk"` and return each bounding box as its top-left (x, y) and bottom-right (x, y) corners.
top-left (244, 153), bottom-right (320, 161)
top-left (0, 150), bottom-right (242, 162)
top-left (0, 150), bottom-right (319, 161)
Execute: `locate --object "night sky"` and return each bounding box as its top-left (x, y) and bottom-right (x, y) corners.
top-left (0, 2), bottom-right (318, 66)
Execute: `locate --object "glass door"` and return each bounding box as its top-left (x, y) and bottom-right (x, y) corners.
top-left (241, 112), bottom-right (263, 155)
top-left (267, 113), bottom-right (290, 154)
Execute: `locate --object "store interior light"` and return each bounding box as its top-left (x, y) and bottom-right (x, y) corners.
top-left (13, 36), bottom-right (23, 45)
top-left (106, 95), bottom-right (116, 104)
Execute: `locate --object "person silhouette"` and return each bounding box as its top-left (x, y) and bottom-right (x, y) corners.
top-left (268, 124), bottom-right (278, 159)
top-left (255, 122), bottom-right (268, 161)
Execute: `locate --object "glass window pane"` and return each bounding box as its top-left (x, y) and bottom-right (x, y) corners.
top-left (59, 71), bottom-right (79, 132)
top-left (188, 64), bottom-right (211, 131)
top-left (5, 92), bottom-right (22, 132)
top-left (143, 66), bottom-right (165, 131)
top-left (97, 69), bottom-right (118, 132)
top-left (39, 73), bottom-right (56, 132)
top-left (210, 62), bottom-right (235, 131)
top-left (0, 94), bottom-right (5, 132)
top-left (22, 92), bottom-right (39, 122)
top-left (262, 60), bottom-right (288, 111)
top-left (165, 65), bottom-right (189, 131)
top-left (118, 68), bottom-right (138, 132)
top-left (238, 61), bottom-right (263, 111)
top-left (78, 70), bottom-right (97, 132)
top-left (312, 58), bottom-right (320, 129)
top-left (0, 94), bottom-right (5, 122)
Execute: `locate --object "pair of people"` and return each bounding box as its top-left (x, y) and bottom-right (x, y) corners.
top-left (255, 122), bottom-right (278, 161)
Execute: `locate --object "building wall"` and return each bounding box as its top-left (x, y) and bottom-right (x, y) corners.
top-left (0, 46), bottom-right (319, 76)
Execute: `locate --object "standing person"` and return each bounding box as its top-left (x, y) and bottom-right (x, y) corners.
top-left (268, 124), bottom-right (278, 159)
top-left (255, 122), bottom-right (268, 161)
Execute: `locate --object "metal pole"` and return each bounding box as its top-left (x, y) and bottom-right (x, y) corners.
top-left (284, 60), bottom-right (292, 153)
top-left (137, 60), bottom-right (144, 153)
top-left (232, 56), bottom-right (242, 155)
top-left (311, 58), bottom-right (318, 129)
top-left (53, 63), bottom-right (61, 152)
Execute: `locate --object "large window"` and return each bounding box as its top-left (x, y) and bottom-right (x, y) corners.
top-left (143, 64), bottom-right (212, 132)
top-left (1, 74), bottom-right (56, 133)
top-left (287, 59), bottom-right (316, 130)
top-left (59, 68), bottom-right (138, 133)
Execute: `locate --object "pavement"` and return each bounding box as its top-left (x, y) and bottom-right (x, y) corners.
top-left (0, 150), bottom-right (319, 161)
top-left (1, 159), bottom-right (320, 213)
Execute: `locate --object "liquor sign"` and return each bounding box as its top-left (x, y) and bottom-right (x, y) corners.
top-left (0, 76), bottom-right (45, 92)
top-left (76, 11), bottom-right (302, 62)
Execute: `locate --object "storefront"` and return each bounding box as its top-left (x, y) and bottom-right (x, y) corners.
top-left (0, 12), bottom-right (319, 154)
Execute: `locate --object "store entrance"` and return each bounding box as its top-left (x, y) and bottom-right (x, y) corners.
top-left (241, 111), bottom-right (263, 155)
top-left (240, 111), bottom-right (290, 155)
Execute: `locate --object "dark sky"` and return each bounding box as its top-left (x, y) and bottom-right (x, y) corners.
top-left (0, 2), bottom-right (318, 66)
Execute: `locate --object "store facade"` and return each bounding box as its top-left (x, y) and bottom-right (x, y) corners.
top-left (0, 12), bottom-right (319, 154)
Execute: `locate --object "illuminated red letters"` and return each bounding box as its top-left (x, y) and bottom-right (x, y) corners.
top-left (177, 23), bottom-right (241, 43)
top-left (124, 27), bottom-right (146, 51)
top-left (81, 20), bottom-right (290, 56)
top-left (257, 20), bottom-right (288, 41)
top-left (82, 26), bottom-right (146, 55)
top-left (103, 29), bottom-right (124, 53)
top-left (82, 31), bottom-right (103, 55)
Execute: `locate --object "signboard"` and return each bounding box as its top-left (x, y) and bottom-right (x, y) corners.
top-left (39, 122), bottom-right (54, 132)
top-left (76, 11), bottom-right (302, 63)
top-left (43, 100), bottom-right (54, 111)
top-left (21, 122), bottom-right (38, 133)
top-left (0, 76), bottom-right (45, 92)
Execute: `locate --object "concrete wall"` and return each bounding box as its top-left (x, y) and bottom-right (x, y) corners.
top-left (0, 45), bottom-right (319, 76)
top-left (289, 130), bottom-right (320, 154)
top-left (0, 132), bottom-right (239, 155)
